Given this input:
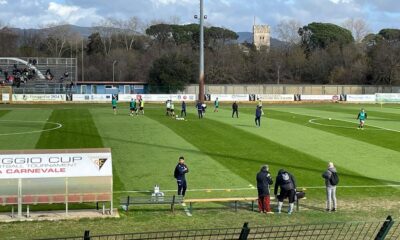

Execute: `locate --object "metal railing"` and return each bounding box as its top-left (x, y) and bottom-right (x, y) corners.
top-left (36, 216), bottom-right (397, 240)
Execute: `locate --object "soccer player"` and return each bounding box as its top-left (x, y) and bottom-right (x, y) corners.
top-left (196, 101), bottom-right (203, 119)
top-left (256, 165), bottom-right (274, 214)
top-left (257, 98), bottom-right (264, 115)
top-left (166, 100), bottom-right (171, 116)
top-left (255, 106), bottom-right (262, 127)
top-left (174, 156), bottom-right (189, 197)
top-left (214, 97), bottom-right (219, 112)
top-left (138, 99), bottom-right (144, 115)
top-left (129, 98), bottom-right (137, 116)
top-left (170, 101), bottom-right (175, 117)
top-left (201, 102), bottom-right (207, 116)
top-left (357, 108), bottom-right (367, 130)
top-left (232, 101), bottom-right (239, 118)
top-left (274, 169), bottom-right (297, 214)
top-left (181, 101), bottom-right (187, 117)
top-left (111, 95), bottom-right (117, 115)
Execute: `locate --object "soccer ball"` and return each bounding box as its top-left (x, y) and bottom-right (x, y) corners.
top-left (328, 118), bottom-right (332, 120)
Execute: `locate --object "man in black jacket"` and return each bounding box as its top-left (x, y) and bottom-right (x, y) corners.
top-left (274, 169), bottom-right (296, 214)
top-left (256, 165), bottom-right (274, 213)
top-left (174, 156), bottom-right (189, 197)
top-left (232, 101), bottom-right (239, 118)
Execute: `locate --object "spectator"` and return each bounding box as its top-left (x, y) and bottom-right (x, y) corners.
top-left (174, 156), bottom-right (189, 197)
top-left (274, 169), bottom-right (297, 214)
top-left (232, 101), bottom-right (239, 118)
top-left (256, 165), bottom-right (274, 214)
top-left (322, 162), bottom-right (338, 212)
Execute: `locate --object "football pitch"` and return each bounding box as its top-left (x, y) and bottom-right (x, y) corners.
top-left (0, 103), bottom-right (399, 239)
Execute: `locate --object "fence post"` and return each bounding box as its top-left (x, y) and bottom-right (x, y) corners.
top-left (239, 222), bottom-right (250, 240)
top-left (375, 215), bottom-right (394, 240)
top-left (83, 230), bottom-right (90, 240)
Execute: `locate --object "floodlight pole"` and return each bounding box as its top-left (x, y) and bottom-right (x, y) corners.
top-left (112, 60), bottom-right (118, 83)
top-left (198, 0), bottom-right (205, 102)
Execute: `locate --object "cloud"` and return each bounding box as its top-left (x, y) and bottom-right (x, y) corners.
top-left (0, 0), bottom-right (7, 5)
top-left (0, 0), bottom-right (399, 34)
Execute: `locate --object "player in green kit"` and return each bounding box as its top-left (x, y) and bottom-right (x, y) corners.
top-left (112, 96), bottom-right (117, 115)
top-left (214, 98), bottom-right (219, 112)
top-left (129, 98), bottom-right (137, 116)
top-left (357, 108), bottom-right (367, 130)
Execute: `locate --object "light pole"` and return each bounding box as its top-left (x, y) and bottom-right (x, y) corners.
top-left (112, 60), bottom-right (118, 82)
top-left (198, 0), bottom-right (205, 102)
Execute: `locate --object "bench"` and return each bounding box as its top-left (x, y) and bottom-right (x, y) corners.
top-left (184, 196), bottom-right (305, 213)
top-left (120, 195), bottom-right (184, 212)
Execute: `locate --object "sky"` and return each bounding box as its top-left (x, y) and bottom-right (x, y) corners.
top-left (0, 0), bottom-right (399, 36)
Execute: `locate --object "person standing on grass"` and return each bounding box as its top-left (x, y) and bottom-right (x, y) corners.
top-left (174, 156), bottom-right (189, 197)
top-left (181, 101), bottom-right (187, 117)
top-left (196, 101), bottom-right (203, 119)
top-left (138, 99), bottom-right (144, 115)
top-left (257, 98), bottom-right (264, 115)
top-left (274, 169), bottom-right (297, 214)
top-left (166, 100), bottom-right (171, 116)
top-left (111, 95), bottom-right (118, 115)
top-left (357, 108), bottom-right (367, 130)
top-left (322, 162), bottom-right (339, 212)
top-left (170, 101), bottom-right (175, 117)
top-left (129, 98), bottom-right (137, 116)
top-left (232, 101), bottom-right (239, 118)
top-left (214, 97), bottom-right (219, 112)
top-left (255, 106), bottom-right (262, 127)
top-left (256, 165), bottom-right (274, 214)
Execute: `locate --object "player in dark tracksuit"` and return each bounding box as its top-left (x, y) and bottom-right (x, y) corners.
top-left (256, 165), bottom-right (274, 213)
top-left (181, 101), bottom-right (187, 117)
top-left (232, 101), bottom-right (239, 118)
top-left (255, 106), bottom-right (262, 127)
top-left (196, 101), bottom-right (203, 119)
top-left (274, 169), bottom-right (297, 214)
top-left (174, 156), bottom-right (189, 197)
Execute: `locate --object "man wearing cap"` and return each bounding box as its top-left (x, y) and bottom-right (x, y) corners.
top-left (174, 156), bottom-right (189, 197)
top-left (256, 165), bottom-right (274, 214)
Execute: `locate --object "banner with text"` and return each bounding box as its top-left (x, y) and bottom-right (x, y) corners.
top-left (118, 94), bottom-right (196, 102)
top-left (376, 93), bottom-right (400, 103)
top-left (257, 94), bottom-right (294, 102)
top-left (301, 95), bottom-right (339, 101)
top-left (210, 94), bottom-right (249, 101)
top-left (0, 149), bottom-right (112, 179)
top-left (12, 94), bottom-right (65, 102)
top-left (346, 95), bottom-right (376, 102)
top-left (72, 94), bottom-right (112, 102)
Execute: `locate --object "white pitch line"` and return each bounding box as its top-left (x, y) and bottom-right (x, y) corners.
top-left (0, 120), bottom-right (63, 136)
top-left (115, 184), bottom-right (400, 193)
top-left (287, 111), bottom-right (400, 133)
top-left (308, 119), bottom-right (383, 131)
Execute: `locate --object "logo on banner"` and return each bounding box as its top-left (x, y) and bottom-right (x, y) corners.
top-left (92, 158), bottom-right (108, 170)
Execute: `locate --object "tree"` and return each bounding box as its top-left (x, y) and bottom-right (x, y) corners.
top-left (298, 22), bottom-right (354, 52)
top-left (149, 53), bottom-right (195, 93)
top-left (378, 29), bottom-right (400, 41)
top-left (342, 18), bottom-right (370, 43)
top-left (86, 32), bottom-right (104, 55)
top-left (43, 23), bottom-right (72, 57)
top-left (275, 19), bottom-right (302, 44)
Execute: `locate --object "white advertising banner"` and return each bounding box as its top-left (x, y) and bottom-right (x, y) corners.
top-left (2, 93), bottom-right (10, 102)
top-left (0, 149), bottom-right (112, 179)
top-left (346, 95), bottom-right (376, 102)
top-left (301, 95), bottom-right (338, 101)
top-left (118, 94), bottom-right (196, 102)
top-left (72, 94), bottom-right (112, 102)
top-left (12, 94), bottom-right (65, 102)
top-left (376, 93), bottom-right (400, 103)
top-left (210, 94), bottom-right (249, 101)
top-left (257, 94), bottom-right (294, 102)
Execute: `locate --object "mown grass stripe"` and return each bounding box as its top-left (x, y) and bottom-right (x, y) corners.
top-left (36, 109), bottom-right (103, 149)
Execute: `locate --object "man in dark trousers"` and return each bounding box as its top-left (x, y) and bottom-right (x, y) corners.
top-left (255, 106), bottom-right (262, 127)
top-left (274, 169), bottom-right (297, 214)
top-left (322, 162), bottom-right (338, 212)
top-left (174, 156), bottom-right (189, 197)
top-left (232, 101), bottom-right (239, 118)
top-left (181, 101), bottom-right (187, 117)
top-left (196, 101), bottom-right (203, 119)
top-left (256, 165), bottom-right (274, 214)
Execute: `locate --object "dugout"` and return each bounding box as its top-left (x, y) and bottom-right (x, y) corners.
top-left (0, 148), bottom-right (113, 218)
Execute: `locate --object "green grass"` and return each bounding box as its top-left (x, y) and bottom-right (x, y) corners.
top-left (0, 103), bottom-right (399, 239)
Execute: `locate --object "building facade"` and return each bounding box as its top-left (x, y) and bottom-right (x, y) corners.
top-left (253, 25), bottom-right (271, 50)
